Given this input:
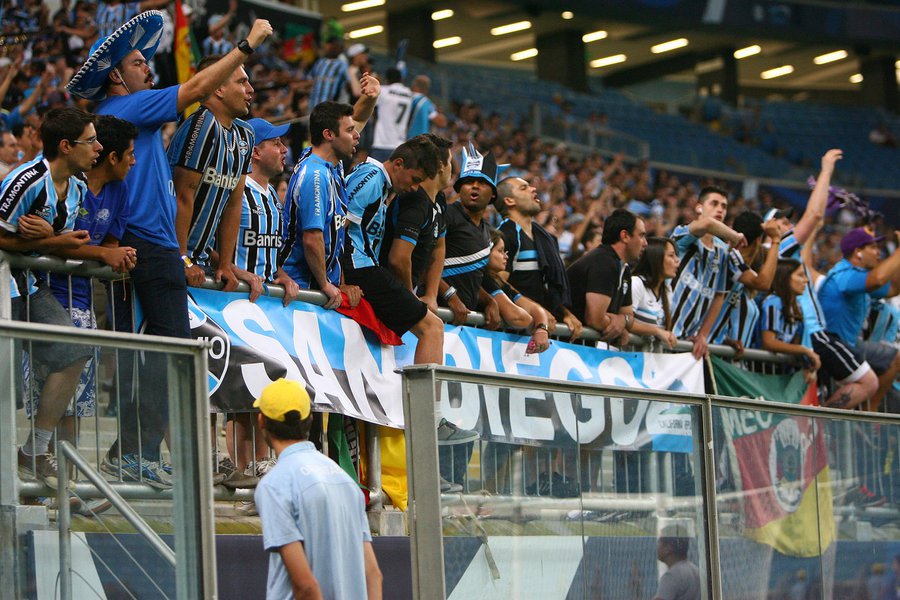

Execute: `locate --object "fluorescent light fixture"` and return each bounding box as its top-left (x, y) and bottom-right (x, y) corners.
top-left (849, 73), bottom-right (863, 83)
top-left (734, 45), bottom-right (761, 59)
top-left (590, 54), bottom-right (627, 68)
top-left (561, 11), bottom-right (574, 19)
top-left (813, 50), bottom-right (848, 65)
top-left (348, 25), bottom-right (384, 38)
top-left (341, 0), bottom-right (384, 12)
top-left (582, 30), bottom-right (608, 43)
top-left (431, 9), bottom-right (454, 20)
top-left (760, 65), bottom-right (794, 79)
top-left (490, 21), bottom-right (532, 36)
top-left (433, 36), bottom-right (462, 49)
top-left (651, 38), bottom-right (688, 54)
top-left (511, 48), bottom-right (538, 61)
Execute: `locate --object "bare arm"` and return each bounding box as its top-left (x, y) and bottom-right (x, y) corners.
top-left (799, 221), bottom-right (824, 285)
top-left (213, 176), bottom-right (245, 291)
top-left (276, 542), bottom-right (323, 600)
top-left (177, 20), bottom-right (272, 113)
top-left (301, 230), bottom-right (342, 308)
top-left (794, 149), bottom-right (842, 245)
top-left (738, 240), bottom-right (779, 291)
top-left (352, 73), bottom-right (380, 132)
top-left (173, 166), bottom-right (200, 255)
top-left (584, 292), bottom-right (612, 331)
top-left (363, 542), bottom-right (383, 600)
top-left (0, 228), bottom-right (90, 254)
top-left (493, 291), bottom-right (532, 329)
top-left (387, 239), bottom-right (414, 291)
top-left (420, 236), bottom-right (445, 313)
top-left (867, 235), bottom-right (900, 291)
top-left (687, 217), bottom-right (745, 246)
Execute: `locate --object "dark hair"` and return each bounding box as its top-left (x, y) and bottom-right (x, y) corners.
top-left (95, 115), bottom-right (137, 165)
top-left (698, 185), bottom-right (729, 203)
top-left (772, 258), bottom-right (804, 328)
top-left (386, 67), bottom-right (403, 84)
top-left (419, 133), bottom-right (452, 164)
top-left (197, 54), bottom-right (223, 72)
top-left (632, 237), bottom-right (675, 328)
top-left (309, 101), bottom-right (354, 146)
top-left (41, 107), bottom-right (95, 160)
top-left (261, 410), bottom-right (313, 441)
top-left (732, 210), bottom-right (764, 244)
top-left (660, 536), bottom-right (690, 558)
top-left (388, 136), bottom-right (440, 179)
top-left (601, 208), bottom-right (638, 246)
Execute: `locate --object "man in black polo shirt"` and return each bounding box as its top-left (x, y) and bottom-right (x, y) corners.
top-left (567, 208), bottom-right (647, 345)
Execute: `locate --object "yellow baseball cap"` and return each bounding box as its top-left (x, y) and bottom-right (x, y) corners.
top-left (253, 379), bottom-right (311, 421)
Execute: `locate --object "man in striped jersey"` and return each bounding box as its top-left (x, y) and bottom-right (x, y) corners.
top-left (767, 149), bottom-right (877, 408)
top-left (306, 36), bottom-right (349, 111)
top-left (406, 76), bottom-right (447, 138)
top-left (0, 108), bottom-right (94, 489)
top-left (670, 186), bottom-right (747, 359)
top-left (94, 0), bottom-right (169, 39)
top-left (169, 54), bottom-right (256, 292)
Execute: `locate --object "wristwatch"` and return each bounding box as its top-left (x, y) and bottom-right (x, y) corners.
top-left (181, 254), bottom-right (194, 269)
top-left (237, 39), bottom-right (254, 55)
top-left (535, 323), bottom-right (549, 332)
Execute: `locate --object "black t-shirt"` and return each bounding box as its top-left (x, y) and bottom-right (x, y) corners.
top-left (380, 189), bottom-right (446, 289)
top-left (498, 218), bottom-right (548, 308)
top-left (441, 201), bottom-right (493, 310)
top-left (566, 244), bottom-right (632, 324)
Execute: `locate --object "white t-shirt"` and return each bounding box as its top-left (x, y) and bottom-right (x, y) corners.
top-left (631, 275), bottom-right (671, 328)
top-left (373, 82), bottom-right (415, 150)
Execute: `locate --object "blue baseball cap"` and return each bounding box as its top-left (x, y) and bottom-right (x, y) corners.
top-left (247, 118), bottom-right (290, 145)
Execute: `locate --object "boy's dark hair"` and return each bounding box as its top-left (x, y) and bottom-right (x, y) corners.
top-left (388, 136), bottom-right (440, 179)
top-left (309, 101), bottom-right (354, 146)
top-left (386, 67), bottom-right (403, 84)
top-left (261, 410), bottom-right (313, 441)
top-left (601, 208), bottom-right (638, 246)
top-left (698, 185), bottom-right (729, 203)
top-left (732, 210), bottom-right (764, 244)
top-left (95, 115), bottom-right (138, 165)
top-left (419, 133), bottom-right (452, 163)
top-left (41, 107), bottom-right (95, 160)
top-left (197, 54), bottom-right (223, 72)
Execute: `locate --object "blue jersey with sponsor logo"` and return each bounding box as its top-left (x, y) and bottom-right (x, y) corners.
top-left (344, 158), bottom-right (392, 270)
top-left (710, 248), bottom-right (755, 345)
top-left (236, 177), bottom-right (282, 282)
top-left (280, 149), bottom-right (347, 289)
top-left (96, 86), bottom-right (180, 249)
top-left (0, 158), bottom-right (83, 297)
top-left (407, 93), bottom-right (437, 138)
top-left (818, 258), bottom-right (890, 347)
top-left (167, 106), bottom-right (254, 266)
top-left (670, 224), bottom-right (728, 339)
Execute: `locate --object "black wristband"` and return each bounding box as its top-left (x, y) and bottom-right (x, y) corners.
top-left (237, 39), bottom-right (254, 55)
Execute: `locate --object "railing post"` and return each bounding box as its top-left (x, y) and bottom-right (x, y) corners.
top-left (57, 451), bottom-right (73, 600)
top-left (701, 396), bottom-right (723, 600)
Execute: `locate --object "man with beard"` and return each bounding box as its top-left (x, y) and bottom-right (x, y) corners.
top-left (496, 176), bottom-right (582, 341)
top-left (66, 11), bottom-right (272, 486)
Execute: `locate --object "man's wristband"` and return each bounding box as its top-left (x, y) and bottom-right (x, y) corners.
top-left (535, 323), bottom-right (549, 333)
top-left (237, 39), bottom-right (254, 55)
top-left (443, 286), bottom-right (458, 301)
top-left (181, 254), bottom-right (194, 268)
top-left (624, 313), bottom-right (633, 330)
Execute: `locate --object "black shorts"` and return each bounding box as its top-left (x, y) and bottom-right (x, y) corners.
top-left (811, 331), bottom-right (872, 384)
top-left (343, 266), bottom-right (428, 336)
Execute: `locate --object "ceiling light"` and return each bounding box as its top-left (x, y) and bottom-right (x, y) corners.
top-left (651, 38), bottom-right (688, 54)
top-left (490, 21), bottom-right (532, 36)
top-left (582, 30), bottom-right (608, 43)
top-left (734, 45), bottom-right (761, 59)
top-left (760, 65), bottom-right (794, 79)
top-left (849, 73), bottom-right (863, 83)
top-left (348, 25), bottom-right (384, 38)
top-left (433, 36), bottom-right (462, 49)
top-left (341, 0), bottom-right (384, 12)
top-left (511, 48), bottom-right (538, 61)
top-left (561, 11), bottom-right (574, 19)
top-left (813, 50), bottom-right (848, 65)
top-left (590, 54), bottom-right (627, 68)
top-left (431, 9), bottom-right (454, 20)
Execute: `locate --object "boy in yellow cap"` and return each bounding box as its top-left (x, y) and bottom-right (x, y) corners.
top-left (254, 379), bottom-right (382, 600)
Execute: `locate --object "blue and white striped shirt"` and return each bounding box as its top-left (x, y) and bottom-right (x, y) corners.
top-left (237, 177), bottom-right (282, 282)
top-left (307, 58), bottom-right (349, 110)
top-left (710, 248), bottom-right (754, 345)
top-left (761, 294), bottom-right (803, 345)
top-left (670, 224), bottom-right (729, 339)
top-left (95, 1), bottom-right (140, 39)
top-left (407, 94), bottom-right (437, 138)
top-left (344, 159), bottom-right (391, 270)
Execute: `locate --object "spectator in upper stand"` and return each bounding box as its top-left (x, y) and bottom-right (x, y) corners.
top-left (767, 149), bottom-right (878, 409)
top-left (0, 131), bottom-right (21, 179)
top-left (407, 75), bottom-right (447, 138)
top-left (566, 208), bottom-right (647, 346)
top-left (0, 107), bottom-right (95, 491)
top-left (818, 228), bottom-right (900, 411)
top-left (345, 43), bottom-right (370, 103)
top-left (760, 259), bottom-right (820, 384)
top-left (630, 237), bottom-right (678, 348)
top-left (202, 2), bottom-right (237, 57)
top-left (306, 36), bottom-right (350, 111)
top-left (370, 68), bottom-right (414, 162)
top-left (439, 144), bottom-right (507, 329)
top-left (708, 211), bottom-right (782, 355)
top-left (11, 119), bottom-right (43, 170)
top-left (670, 186), bottom-right (747, 359)
top-left (0, 57), bottom-right (54, 135)
top-left (66, 11), bottom-right (273, 486)
top-left (495, 176), bottom-right (583, 341)
top-left (94, 0), bottom-right (169, 39)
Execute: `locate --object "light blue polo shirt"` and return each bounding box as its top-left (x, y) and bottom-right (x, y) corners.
top-left (818, 258), bottom-right (890, 347)
top-left (255, 441), bottom-right (371, 600)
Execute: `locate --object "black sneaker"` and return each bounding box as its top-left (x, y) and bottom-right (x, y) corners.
top-left (213, 456), bottom-right (236, 486)
top-left (437, 419), bottom-right (479, 445)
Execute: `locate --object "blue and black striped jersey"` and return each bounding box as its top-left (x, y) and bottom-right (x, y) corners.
top-left (344, 158), bottom-right (392, 270)
top-left (167, 106), bottom-right (254, 266)
top-left (307, 58), bottom-right (349, 109)
top-left (710, 248), bottom-right (753, 345)
top-left (761, 294), bottom-right (803, 345)
top-left (670, 224), bottom-right (729, 339)
top-left (95, 1), bottom-right (140, 38)
top-left (236, 177), bottom-right (282, 282)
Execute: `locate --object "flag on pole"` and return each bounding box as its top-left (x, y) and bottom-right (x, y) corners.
top-left (174, 0), bottom-right (200, 114)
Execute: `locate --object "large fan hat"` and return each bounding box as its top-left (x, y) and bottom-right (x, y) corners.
top-left (67, 11), bottom-right (164, 101)
top-left (453, 143), bottom-right (509, 196)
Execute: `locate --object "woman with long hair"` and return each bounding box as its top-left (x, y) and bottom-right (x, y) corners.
top-left (760, 258), bottom-right (821, 382)
top-left (630, 237), bottom-right (678, 348)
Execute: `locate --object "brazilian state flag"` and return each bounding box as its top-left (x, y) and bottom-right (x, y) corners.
top-left (712, 357), bottom-right (835, 558)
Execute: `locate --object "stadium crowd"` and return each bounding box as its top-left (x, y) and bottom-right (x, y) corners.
top-left (3, 0), bottom-right (900, 570)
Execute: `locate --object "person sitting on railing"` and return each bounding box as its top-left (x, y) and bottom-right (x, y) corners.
top-left (495, 176), bottom-right (583, 342)
top-left (630, 236), bottom-right (678, 349)
top-left (669, 186), bottom-right (747, 360)
top-left (0, 107), bottom-right (95, 491)
top-left (759, 259), bottom-right (820, 383)
top-left (566, 208), bottom-right (646, 347)
top-left (766, 150), bottom-right (878, 409)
